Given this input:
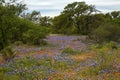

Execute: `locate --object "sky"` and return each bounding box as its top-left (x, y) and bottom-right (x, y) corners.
top-left (24, 0), bottom-right (120, 17)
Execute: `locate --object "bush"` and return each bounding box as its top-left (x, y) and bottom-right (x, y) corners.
top-left (23, 25), bottom-right (48, 45)
top-left (0, 12), bottom-right (48, 50)
top-left (14, 41), bottom-right (23, 46)
top-left (90, 41), bottom-right (118, 50)
top-left (62, 47), bottom-right (81, 55)
top-left (92, 22), bottom-right (120, 42)
top-left (89, 44), bottom-right (101, 50)
top-left (1, 46), bottom-right (16, 61)
top-left (103, 41), bottom-right (118, 49)
top-left (39, 40), bottom-right (48, 46)
top-left (96, 52), bottom-right (116, 70)
top-left (95, 46), bottom-right (119, 74)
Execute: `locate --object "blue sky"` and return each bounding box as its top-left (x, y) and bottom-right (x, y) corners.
top-left (24, 0), bottom-right (120, 17)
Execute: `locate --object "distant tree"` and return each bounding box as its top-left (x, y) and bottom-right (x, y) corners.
top-left (23, 10), bottom-right (41, 23)
top-left (92, 22), bottom-right (120, 42)
top-left (0, 0), bottom-right (27, 16)
top-left (62, 2), bottom-right (97, 33)
top-left (52, 2), bottom-right (98, 34)
top-left (105, 11), bottom-right (120, 19)
top-left (39, 16), bottom-right (52, 27)
top-left (111, 11), bottom-right (120, 19)
top-left (89, 14), bottom-right (106, 32)
top-left (104, 11), bottom-right (120, 28)
top-left (52, 14), bottom-right (74, 34)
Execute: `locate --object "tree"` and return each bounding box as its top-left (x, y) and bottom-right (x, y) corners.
top-left (0, 0), bottom-right (27, 16)
top-left (23, 25), bottom-right (48, 45)
top-left (39, 16), bottom-right (52, 27)
top-left (22, 10), bottom-right (41, 23)
top-left (0, 5), bottom-right (17, 50)
top-left (92, 22), bottom-right (120, 42)
top-left (62, 2), bottom-right (97, 33)
top-left (52, 14), bottom-right (74, 34)
top-left (111, 11), bottom-right (120, 19)
top-left (52, 2), bottom-right (98, 34)
top-left (0, 0), bottom-right (47, 50)
top-left (106, 11), bottom-right (120, 25)
top-left (0, 0), bottom-right (27, 50)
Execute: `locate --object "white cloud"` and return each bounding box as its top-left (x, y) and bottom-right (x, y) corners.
top-left (24, 0), bottom-right (120, 17)
top-left (91, 1), bottom-right (120, 6)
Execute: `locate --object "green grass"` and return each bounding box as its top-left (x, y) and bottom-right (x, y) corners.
top-left (61, 47), bottom-right (81, 55)
top-left (0, 56), bottom-right (75, 80)
top-left (0, 42), bottom-right (120, 79)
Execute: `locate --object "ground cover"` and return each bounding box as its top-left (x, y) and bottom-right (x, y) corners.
top-left (0, 35), bottom-right (120, 80)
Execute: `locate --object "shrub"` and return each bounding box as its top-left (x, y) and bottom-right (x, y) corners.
top-left (23, 26), bottom-right (48, 45)
top-left (89, 44), bottom-right (101, 50)
top-left (14, 41), bottom-right (23, 46)
top-left (89, 41), bottom-right (118, 51)
top-left (1, 46), bottom-right (16, 61)
top-left (103, 41), bottom-right (118, 49)
top-left (39, 40), bottom-right (48, 46)
top-left (96, 52), bottom-right (116, 70)
top-left (62, 47), bottom-right (81, 55)
top-left (92, 22), bottom-right (120, 42)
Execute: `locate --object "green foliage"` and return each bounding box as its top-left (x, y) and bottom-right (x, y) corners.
top-left (23, 25), bottom-right (48, 45)
top-left (0, 0), bottom-right (27, 16)
top-left (52, 1), bottom-right (97, 35)
top-left (11, 18), bottom-right (48, 45)
top-left (0, 44), bottom-right (119, 79)
top-left (23, 10), bottom-right (41, 23)
top-left (0, 5), bottom-right (17, 50)
top-left (0, 46), bottom-right (16, 61)
top-left (80, 44), bottom-right (120, 77)
top-left (62, 47), bottom-right (81, 55)
top-left (96, 52), bottom-right (116, 70)
top-left (0, 1), bottom-right (26, 50)
top-left (0, 56), bottom-right (74, 80)
top-left (89, 41), bottom-right (118, 51)
top-left (51, 1), bottom-right (120, 41)
top-left (89, 44), bottom-right (101, 50)
top-left (39, 16), bottom-right (52, 27)
top-left (0, 1), bottom-right (48, 50)
top-left (0, 57), bottom-right (41, 80)
top-left (103, 41), bottom-right (118, 49)
top-left (91, 11), bottom-right (120, 42)
top-left (80, 67), bottom-right (100, 76)
top-left (93, 22), bottom-right (120, 42)
top-left (14, 41), bottom-right (23, 46)
top-left (52, 14), bottom-right (74, 34)
top-left (106, 11), bottom-right (120, 19)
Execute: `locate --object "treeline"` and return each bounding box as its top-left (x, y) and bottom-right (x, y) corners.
top-left (0, 1), bottom-right (120, 51)
top-left (0, 0), bottom-right (49, 51)
top-left (51, 2), bottom-right (120, 42)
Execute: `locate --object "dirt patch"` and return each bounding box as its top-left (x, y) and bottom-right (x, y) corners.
top-left (0, 55), bottom-right (4, 64)
top-left (70, 53), bottom-right (95, 61)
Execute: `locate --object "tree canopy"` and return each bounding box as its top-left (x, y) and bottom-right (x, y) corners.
top-left (0, 0), bottom-right (48, 50)
top-left (0, 0), bottom-right (120, 50)
top-left (51, 1), bottom-right (120, 42)
top-left (52, 2), bottom-right (98, 34)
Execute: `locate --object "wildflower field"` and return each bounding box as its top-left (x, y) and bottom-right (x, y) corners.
top-left (0, 35), bottom-right (120, 80)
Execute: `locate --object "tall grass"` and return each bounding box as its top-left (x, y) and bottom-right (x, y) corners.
top-left (62, 47), bottom-right (81, 55)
